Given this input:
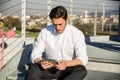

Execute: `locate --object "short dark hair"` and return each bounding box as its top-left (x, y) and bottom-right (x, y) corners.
top-left (49, 6), bottom-right (68, 20)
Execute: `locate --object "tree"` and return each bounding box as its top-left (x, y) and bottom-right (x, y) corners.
top-left (3, 16), bottom-right (21, 29)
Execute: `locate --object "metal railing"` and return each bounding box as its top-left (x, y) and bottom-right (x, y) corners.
top-left (0, 0), bottom-right (119, 69)
top-left (0, 33), bottom-right (24, 69)
top-left (0, 0), bottom-right (24, 69)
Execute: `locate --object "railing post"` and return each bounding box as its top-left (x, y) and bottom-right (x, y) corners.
top-left (118, 5), bottom-right (120, 35)
top-left (0, 20), bottom-right (4, 69)
top-left (1, 33), bottom-right (4, 69)
top-left (47, 0), bottom-right (51, 26)
top-left (21, 0), bottom-right (26, 47)
top-left (70, 0), bottom-right (73, 25)
top-left (102, 1), bottom-right (105, 32)
top-left (94, 0), bottom-right (98, 36)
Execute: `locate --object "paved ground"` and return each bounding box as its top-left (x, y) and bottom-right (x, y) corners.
top-left (87, 40), bottom-right (120, 63)
top-left (85, 70), bottom-right (120, 80)
top-left (86, 40), bottom-right (120, 80)
top-left (6, 39), bottom-right (120, 80)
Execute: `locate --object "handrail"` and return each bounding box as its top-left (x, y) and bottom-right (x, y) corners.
top-left (0, 37), bottom-right (18, 53)
top-left (0, 37), bottom-right (23, 60)
top-left (0, 36), bottom-right (24, 69)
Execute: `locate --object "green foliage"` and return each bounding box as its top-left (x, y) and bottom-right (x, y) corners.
top-left (26, 31), bottom-right (39, 37)
top-left (3, 16), bottom-right (21, 29)
top-left (3, 16), bottom-right (118, 37)
top-left (73, 23), bottom-right (94, 36)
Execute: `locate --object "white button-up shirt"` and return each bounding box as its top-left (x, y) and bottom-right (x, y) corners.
top-left (31, 24), bottom-right (88, 65)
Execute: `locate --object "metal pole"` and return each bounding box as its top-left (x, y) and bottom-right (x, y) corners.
top-left (102, 1), bottom-right (105, 32)
top-left (0, 20), bottom-right (4, 69)
top-left (1, 33), bottom-right (4, 68)
top-left (47, 0), bottom-right (51, 26)
top-left (0, 28), bottom-right (4, 69)
top-left (94, 0), bottom-right (98, 36)
top-left (21, 0), bottom-right (26, 46)
top-left (70, 0), bottom-right (73, 25)
top-left (119, 5), bottom-right (120, 35)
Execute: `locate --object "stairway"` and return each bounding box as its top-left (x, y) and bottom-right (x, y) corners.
top-left (1, 37), bottom-right (120, 80)
top-left (6, 61), bottom-right (120, 80)
top-left (0, 37), bottom-right (35, 80)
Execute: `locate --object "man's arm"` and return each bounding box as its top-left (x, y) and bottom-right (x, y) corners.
top-left (31, 30), bottom-right (46, 63)
top-left (55, 58), bottom-right (82, 70)
top-left (63, 58), bottom-right (83, 67)
top-left (74, 30), bottom-right (88, 65)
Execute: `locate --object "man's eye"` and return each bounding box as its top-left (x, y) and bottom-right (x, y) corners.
top-left (53, 24), bottom-right (57, 26)
top-left (59, 24), bottom-right (62, 26)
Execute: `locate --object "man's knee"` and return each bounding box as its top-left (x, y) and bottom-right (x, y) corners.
top-left (25, 63), bottom-right (42, 80)
top-left (75, 65), bottom-right (88, 77)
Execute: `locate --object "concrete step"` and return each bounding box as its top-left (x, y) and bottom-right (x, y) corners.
top-left (85, 70), bottom-right (120, 80)
top-left (6, 69), bottom-right (120, 80)
top-left (6, 70), bottom-right (25, 80)
top-left (6, 61), bottom-right (120, 80)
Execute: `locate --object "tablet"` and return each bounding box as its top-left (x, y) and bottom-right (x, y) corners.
top-left (41, 59), bottom-right (58, 65)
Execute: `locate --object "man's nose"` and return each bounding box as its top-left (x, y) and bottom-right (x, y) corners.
top-left (56, 25), bottom-right (60, 29)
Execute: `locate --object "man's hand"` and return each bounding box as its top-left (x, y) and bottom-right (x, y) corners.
top-left (55, 59), bottom-right (82, 70)
top-left (55, 60), bottom-right (67, 70)
top-left (41, 61), bottom-right (54, 69)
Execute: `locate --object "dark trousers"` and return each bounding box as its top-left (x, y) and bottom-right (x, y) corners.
top-left (25, 63), bottom-right (87, 80)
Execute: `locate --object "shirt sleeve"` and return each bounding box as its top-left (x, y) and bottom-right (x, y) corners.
top-left (74, 30), bottom-right (88, 65)
top-left (31, 30), bottom-right (46, 63)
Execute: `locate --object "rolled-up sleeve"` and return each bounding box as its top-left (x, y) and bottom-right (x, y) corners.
top-left (74, 30), bottom-right (88, 65)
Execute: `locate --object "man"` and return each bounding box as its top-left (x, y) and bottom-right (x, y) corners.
top-left (25, 5), bottom-right (88, 80)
